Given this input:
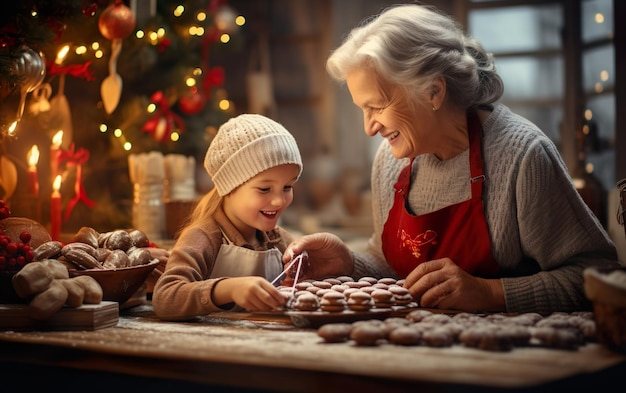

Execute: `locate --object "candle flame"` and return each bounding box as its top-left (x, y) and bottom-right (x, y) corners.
top-left (8, 121), bottom-right (18, 135)
top-left (53, 175), bottom-right (62, 191)
top-left (28, 145), bottom-right (40, 167)
top-left (52, 130), bottom-right (63, 148)
top-left (56, 44), bottom-right (70, 65)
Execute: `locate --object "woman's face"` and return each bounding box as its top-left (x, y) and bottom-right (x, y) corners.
top-left (222, 164), bottom-right (300, 242)
top-left (346, 68), bottom-right (433, 159)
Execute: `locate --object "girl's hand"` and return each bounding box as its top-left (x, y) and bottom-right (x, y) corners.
top-left (214, 276), bottom-right (287, 311)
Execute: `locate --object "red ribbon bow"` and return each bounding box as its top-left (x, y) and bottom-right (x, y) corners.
top-left (142, 91), bottom-right (186, 142)
top-left (59, 143), bottom-right (96, 222)
top-left (47, 61), bottom-right (96, 81)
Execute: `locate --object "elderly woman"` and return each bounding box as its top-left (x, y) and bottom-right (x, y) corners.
top-left (284, 4), bottom-right (621, 314)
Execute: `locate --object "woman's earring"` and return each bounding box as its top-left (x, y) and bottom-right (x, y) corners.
top-left (432, 106), bottom-right (437, 111)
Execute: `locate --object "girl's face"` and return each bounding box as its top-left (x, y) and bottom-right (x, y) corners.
top-left (346, 68), bottom-right (434, 159)
top-left (222, 164), bottom-right (300, 242)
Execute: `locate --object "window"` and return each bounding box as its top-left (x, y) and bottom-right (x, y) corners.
top-left (581, 0), bottom-right (615, 190)
top-left (469, 3), bottom-right (564, 142)
top-left (468, 0), bottom-right (615, 190)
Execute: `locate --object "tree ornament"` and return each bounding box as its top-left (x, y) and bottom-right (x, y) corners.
top-left (98, 0), bottom-right (136, 114)
top-left (49, 75), bottom-right (74, 150)
top-left (28, 83), bottom-right (52, 115)
top-left (11, 46), bottom-right (46, 122)
top-left (178, 86), bottom-right (206, 115)
top-left (214, 4), bottom-right (240, 34)
top-left (98, 0), bottom-right (136, 41)
top-left (0, 156), bottom-right (17, 202)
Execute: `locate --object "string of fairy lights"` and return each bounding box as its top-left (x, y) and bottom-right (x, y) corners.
top-left (55, 3), bottom-right (246, 152)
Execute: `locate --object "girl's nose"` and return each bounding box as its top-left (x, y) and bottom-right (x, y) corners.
top-left (271, 193), bottom-right (287, 207)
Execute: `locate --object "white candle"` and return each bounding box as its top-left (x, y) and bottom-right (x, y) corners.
top-left (27, 145), bottom-right (39, 196)
top-left (50, 130), bottom-right (63, 180)
top-left (50, 175), bottom-right (62, 241)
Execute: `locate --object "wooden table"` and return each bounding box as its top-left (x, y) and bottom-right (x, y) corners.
top-left (0, 303), bottom-right (624, 393)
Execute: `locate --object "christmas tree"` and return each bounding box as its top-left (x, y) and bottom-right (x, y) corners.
top-left (0, 0), bottom-right (245, 234)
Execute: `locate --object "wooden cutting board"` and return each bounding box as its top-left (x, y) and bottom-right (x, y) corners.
top-left (0, 301), bottom-right (119, 331)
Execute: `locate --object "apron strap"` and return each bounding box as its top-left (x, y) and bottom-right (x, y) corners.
top-left (394, 158), bottom-right (414, 198)
top-left (217, 225), bottom-right (235, 245)
top-left (468, 111), bottom-right (486, 199)
top-left (393, 112), bottom-right (485, 200)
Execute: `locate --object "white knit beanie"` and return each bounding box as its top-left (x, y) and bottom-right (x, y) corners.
top-left (204, 114), bottom-right (303, 196)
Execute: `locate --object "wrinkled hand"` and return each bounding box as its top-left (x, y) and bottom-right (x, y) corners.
top-left (217, 276), bottom-right (287, 312)
top-left (282, 232), bottom-right (354, 283)
top-left (403, 258), bottom-right (504, 313)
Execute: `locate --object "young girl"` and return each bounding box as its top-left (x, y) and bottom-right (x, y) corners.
top-left (152, 114), bottom-right (302, 321)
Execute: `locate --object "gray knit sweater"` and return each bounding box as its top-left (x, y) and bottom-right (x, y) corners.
top-left (353, 103), bottom-right (620, 314)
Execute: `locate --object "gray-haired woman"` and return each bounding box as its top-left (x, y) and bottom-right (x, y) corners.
top-left (284, 3), bottom-right (621, 314)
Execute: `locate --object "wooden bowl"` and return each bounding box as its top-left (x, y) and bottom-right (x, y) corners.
top-left (69, 260), bottom-right (160, 304)
top-left (584, 266), bottom-right (626, 354)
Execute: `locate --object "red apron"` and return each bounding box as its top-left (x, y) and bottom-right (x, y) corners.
top-left (381, 112), bottom-right (499, 278)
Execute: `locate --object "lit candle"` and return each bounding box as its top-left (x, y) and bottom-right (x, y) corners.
top-left (50, 175), bottom-right (62, 241)
top-left (7, 121), bottom-right (18, 136)
top-left (50, 130), bottom-right (63, 180)
top-left (27, 145), bottom-right (40, 196)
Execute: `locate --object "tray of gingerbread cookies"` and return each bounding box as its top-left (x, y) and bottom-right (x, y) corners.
top-left (277, 276), bottom-right (419, 328)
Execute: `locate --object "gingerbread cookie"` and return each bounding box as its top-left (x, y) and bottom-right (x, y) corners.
top-left (388, 325), bottom-right (422, 346)
top-left (320, 290), bottom-right (346, 312)
top-left (318, 323), bottom-right (353, 343)
top-left (350, 322), bottom-right (385, 346)
top-left (347, 291), bottom-right (374, 311)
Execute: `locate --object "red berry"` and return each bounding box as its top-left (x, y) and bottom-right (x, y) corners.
top-left (5, 243), bottom-right (17, 255)
top-left (19, 231), bottom-right (31, 243)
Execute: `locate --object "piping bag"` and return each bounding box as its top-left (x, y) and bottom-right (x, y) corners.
top-left (271, 251), bottom-right (309, 293)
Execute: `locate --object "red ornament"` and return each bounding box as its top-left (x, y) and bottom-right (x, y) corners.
top-left (201, 66), bottom-right (225, 95)
top-left (178, 87), bottom-right (206, 115)
top-left (98, 0), bottom-right (136, 41)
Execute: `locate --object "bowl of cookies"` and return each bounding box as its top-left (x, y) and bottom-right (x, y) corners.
top-left (69, 259), bottom-right (160, 304)
top-left (33, 227), bottom-right (161, 304)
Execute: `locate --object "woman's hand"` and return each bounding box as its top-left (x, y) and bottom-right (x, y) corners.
top-left (403, 258), bottom-right (505, 313)
top-left (282, 232), bottom-right (354, 282)
top-left (214, 276), bottom-right (287, 312)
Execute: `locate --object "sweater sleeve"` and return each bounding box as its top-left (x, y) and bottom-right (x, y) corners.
top-left (500, 136), bottom-right (619, 313)
top-left (152, 226), bottom-right (228, 321)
